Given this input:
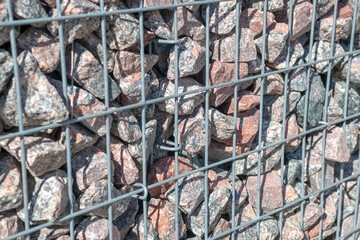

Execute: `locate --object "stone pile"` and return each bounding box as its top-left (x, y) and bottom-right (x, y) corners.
top-left (0, 0), bottom-right (360, 239)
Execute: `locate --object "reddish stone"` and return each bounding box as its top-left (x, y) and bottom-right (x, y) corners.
top-left (253, 72), bottom-right (284, 95)
top-left (264, 92), bottom-right (301, 123)
top-left (13, 0), bottom-right (48, 28)
top-left (290, 0), bottom-right (314, 40)
top-left (148, 198), bottom-right (187, 240)
top-left (75, 216), bottom-right (121, 240)
top-left (282, 213), bottom-right (305, 240)
top-left (211, 218), bottom-right (231, 240)
top-left (239, 8), bottom-right (276, 38)
top-left (285, 114), bottom-right (302, 152)
top-left (205, 140), bottom-right (252, 162)
top-left (196, 60), bottom-right (250, 107)
top-left (147, 156), bottom-right (194, 198)
top-left (0, 211), bottom-right (24, 239)
top-left (220, 91), bottom-right (260, 114)
top-left (267, 39), bottom-right (304, 70)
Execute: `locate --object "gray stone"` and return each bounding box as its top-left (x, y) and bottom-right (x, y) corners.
top-left (0, 49), bottom-right (13, 94)
top-left (75, 216), bottom-right (121, 240)
top-left (345, 120), bottom-right (359, 153)
top-left (144, 11), bottom-right (174, 40)
top-left (211, 29), bottom-right (257, 63)
top-left (263, 92), bottom-right (301, 122)
top-left (187, 185), bottom-right (231, 237)
top-left (327, 95), bottom-right (344, 122)
top-left (283, 159), bottom-right (302, 185)
top-left (13, 0), bottom-right (48, 28)
top-left (245, 0), bottom-right (284, 12)
top-left (201, 0), bottom-right (237, 35)
top-left (47, 0), bottom-right (100, 44)
top-left (267, 39), bottom-right (305, 70)
top-left (289, 61), bottom-right (307, 92)
top-left (209, 108), bottom-right (235, 141)
top-left (153, 110), bottom-right (174, 141)
top-left (335, 52), bottom-right (360, 84)
top-left (66, 42), bottom-right (120, 101)
top-left (165, 171), bottom-right (205, 215)
top-left (119, 72), bottom-right (153, 106)
top-left (253, 71), bottom-right (284, 95)
top-left (234, 121), bottom-right (282, 175)
top-left (72, 146), bottom-right (113, 192)
top-left (0, 153), bottom-right (22, 212)
top-left (78, 33), bottom-right (116, 73)
top-left (309, 162), bottom-right (335, 192)
top-left (78, 180), bottom-right (132, 219)
top-left (0, 136), bottom-right (66, 177)
top-left (333, 79), bottom-right (360, 116)
top-left (114, 197), bottom-right (139, 239)
top-left (306, 40), bottom-right (345, 73)
top-left (0, 2), bottom-right (20, 46)
top-left (110, 102), bottom-right (142, 143)
top-left (32, 227), bottom-right (70, 240)
top-left (0, 51), bottom-right (69, 127)
top-left (0, 211), bottom-right (24, 240)
top-left (128, 119), bottom-right (157, 168)
top-left (316, 0), bottom-right (335, 17)
top-left (167, 37), bottom-right (206, 79)
top-left (156, 77), bottom-right (205, 115)
top-left (296, 72), bottom-right (325, 128)
top-left (125, 214), bottom-right (159, 240)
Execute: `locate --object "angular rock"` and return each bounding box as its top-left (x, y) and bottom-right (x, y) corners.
top-left (165, 171), bottom-right (205, 215)
top-left (333, 78), bottom-right (360, 116)
top-left (289, 0), bottom-right (314, 40)
top-left (110, 102), bottom-right (142, 143)
top-left (346, 120), bottom-right (359, 153)
top-left (282, 159), bottom-right (302, 185)
top-left (78, 33), bottom-right (116, 73)
top-left (209, 108), bottom-right (235, 141)
top-left (220, 91), bottom-right (260, 114)
top-left (281, 213), bottom-right (305, 240)
top-left (96, 136), bottom-right (139, 186)
top-left (167, 37), bottom-right (206, 79)
top-left (239, 8), bottom-right (276, 38)
top-left (0, 153), bottom-right (22, 212)
top-left (113, 51), bottom-right (159, 79)
top-left (289, 61), bottom-right (307, 92)
top-left (327, 95), bottom-right (344, 122)
top-left (245, 0), bottom-right (285, 12)
top-left (154, 110), bottom-right (174, 141)
top-left (49, 78), bottom-right (112, 136)
top-left (264, 91), bottom-right (301, 123)
top-left (156, 77), bottom-right (205, 115)
top-left (75, 216), bottom-right (121, 240)
top-left (78, 180), bottom-right (131, 219)
top-left (253, 72), bottom-right (284, 95)
top-left (340, 213), bottom-right (360, 239)
top-left (335, 53), bottom-right (360, 84)
top-left (211, 218), bottom-right (231, 240)
top-left (296, 72), bottom-right (325, 128)
top-left (147, 156), bottom-right (194, 198)
top-left (113, 197), bottom-right (139, 239)
top-left (18, 170), bottom-right (69, 223)
top-left (148, 199), bottom-right (187, 240)
top-left (58, 123), bottom-right (99, 155)
top-left (47, 0), bottom-right (100, 44)
top-left (307, 40), bottom-right (345, 73)
top-left (196, 61), bottom-right (250, 107)
top-left (234, 121), bottom-right (282, 175)
top-left (178, 106), bottom-right (210, 153)
top-left (211, 29), bottom-right (257, 63)
top-left (267, 39), bottom-right (305, 70)
top-left (72, 146), bottom-right (113, 192)
top-left (17, 28), bottom-right (60, 74)
top-left (309, 162), bottom-right (334, 192)
top-left (128, 119), bottom-right (157, 167)
top-left (0, 211), bottom-right (24, 239)
top-left (32, 226), bottom-right (70, 240)
top-left (13, 0), bottom-right (48, 27)
top-left (66, 42), bottom-right (120, 101)
top-left (285, 114), bottom-right (302, 152)
top-left (0, 2), bottom-right (20, 47)
top-left (316, 0), bottom-right (335, 18)
top-left (0, 136), bottom-right (66, 177)
top-left (119, 72), bottom-right (153, 105)
top-left (144, 11), bottom-right (173, 40)
top-left (125, 214), bottom-right (159, 240)
top-left (0, 49), bottom-right (13, 94)
top-left (204, 141), bottom-right (252, 163)
top-left (0, 51), bottom-right (68, 127)
top-left (201, 0), bottom-right (237, 35)
top-left (187, 185), bottom-right (231, 237)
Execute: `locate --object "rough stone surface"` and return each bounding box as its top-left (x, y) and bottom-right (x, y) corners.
top-left (17, 28), bottom-right (60, 74)
top-left (50, 78), bottom-right (112, 136)
top-left (0, 51), bottom-right (69, 127)
top-left (127, 119), bottom-right (157, 168)
top-left (289, 61), bottom-right (307, 92)
top-left (113, 197), bottom-right (139, 239)
top-left (178, 106), bottom-right (210, 153)
top-left (234, 121), bottom-right (282, 175)
top-left (119, 71), bottom-right (153, 105)
top-left (167, 37), bottom-right (206, 79)
top-left (0, 211), bottom-right (24, 239)
top-left (209, 108), bottom-right (235, 141)
top-left (0, 136), bottom-right (66, 177)
top-left (346, 120), bottom-right (359, 153)
top-left (0, 2), bottom-right (20, 47)
top-left (110, 102), bottom-right (142, 143)
top-left (75, 216), bottom-right (121, 240)
top-left (254, 72), bottom-right (284, 95)
top-left (72, 146), bottom-right (113, 192)
top-left (148, 198), bottom-right (187, 240)
top-left (211, 218), bottom-right (231, 240)
top-left (239, 8), bottom-right (276, 37)
top-left (0, 49), bottom-right (13, 94)
top-left (144, 11), bottom-right (174, 40)
top-left (78, 33), bottom-right (116, 73)
top-left (96, 136), bottom-right (139, 186)
top-left (245, 0), bottom-right (285, 12)
top-left (156, 77), bottom-right (205, 115)
top-left (327, 95), bottom-right (344, 122)
top-left (165, 171), bottom-right (205, 215)
top-left (47, 0), bottom-right (100, 44)
top-left (333, 78), bottom-right (360, 116)
top-left (0, 153), bottom-right (22, 212)
top-left (13, 0), bottom-right (48, 27)
top-left (285, 114), bottom-right (302, 152)
top-left (201, 0), bottom-right (237, 35)
top-left (289, 0), bottom-right (313, 40)
top-left (309, 162), bottom-right (334, 192)
top-left (220, 91), bottom-right (260, 114)
top-left (335, 53), bottom-right (360, 84)
top-left (154, 110), bottom-right (174, 141)
top-left (316, 0), bottom-right (335, 17)
top-left (125, 214), bottom-right (160, 240)
top-left (281, 213), bottom-right (305, 240)
top-left (187, 185), bottom-right (231, 237)
top-left (307, 40), bottom-right (345, 73)
top-left (66, 42), bottom-right (120, 101)
top-left (267, 39), bottom-right (305, 70)
top-left (113, 51), bottom-right (159, 79)
top-left (296, 72), bottom-right (325, 128)
top-left (196, 61), bottom-right (250, 107)
top-left (78, 180), bottom-right (131, 219)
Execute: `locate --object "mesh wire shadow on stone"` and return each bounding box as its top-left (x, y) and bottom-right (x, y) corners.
top-left (0, 0), bottom-right (360, 239)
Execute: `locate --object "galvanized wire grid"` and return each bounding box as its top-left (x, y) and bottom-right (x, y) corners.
top-left (1, 0), bottom-right (360, 239)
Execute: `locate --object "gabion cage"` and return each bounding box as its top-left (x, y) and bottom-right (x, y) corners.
top-left (1, 0), bottom-right (360, 239)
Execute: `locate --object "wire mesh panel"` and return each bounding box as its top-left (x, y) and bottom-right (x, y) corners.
top-left (0, 0), bottom-right (360, 239)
